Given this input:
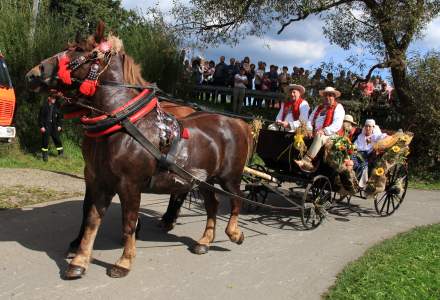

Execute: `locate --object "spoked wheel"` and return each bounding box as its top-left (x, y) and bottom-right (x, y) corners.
top-left (301, 175), bottom-right (333, 230)
top-left (374, 163), bottom-right (409, 216)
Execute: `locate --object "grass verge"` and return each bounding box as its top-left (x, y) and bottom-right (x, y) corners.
top-left (325, 224), bottom-right (440, 300)
top-left (408, 180), bottom-right (440, 190)
top-left (0, 185), bottom-right (83, 209)
top-left (0, 139), bottom-right (84, 176)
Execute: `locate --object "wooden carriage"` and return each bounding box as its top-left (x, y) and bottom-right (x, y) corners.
top-left (242, 129), bottom-right (409, 230)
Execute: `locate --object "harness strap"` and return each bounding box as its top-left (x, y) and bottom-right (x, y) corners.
top-left (120, 118), bottom-right (302, 212)
top-left (83, 90), bottom-right (156, 135)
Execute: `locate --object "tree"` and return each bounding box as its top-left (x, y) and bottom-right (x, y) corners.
top-left (172, 0), bottom-right (440, 118)
top-left (48, 0), bottom-right (136, 33)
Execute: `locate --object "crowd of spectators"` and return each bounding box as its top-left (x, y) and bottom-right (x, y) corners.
top-left (180, 56), bottom-right (395, 110)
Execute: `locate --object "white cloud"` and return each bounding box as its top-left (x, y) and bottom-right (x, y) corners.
top-left (121, 0), bottom-right (174, 12)
top-left (197, 35), bottom-right (326, 68)
top-left (421, 17), bottom-right (440, 49)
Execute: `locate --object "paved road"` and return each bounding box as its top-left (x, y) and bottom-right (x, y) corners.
top-left (0, 170), bottom-right (439, 299)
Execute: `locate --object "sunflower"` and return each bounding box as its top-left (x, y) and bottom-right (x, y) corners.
top-left (375, 167), bottom-right (385, 176)
top-left (400, 135), bottom-right (411, 143)
top-left (392, 145), bottom-right (401, 153)
top-left (339, 145), bottom-right (346, 151)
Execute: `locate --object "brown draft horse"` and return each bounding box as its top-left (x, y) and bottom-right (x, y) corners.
top-left (26, 23), bottom-right (253, 279)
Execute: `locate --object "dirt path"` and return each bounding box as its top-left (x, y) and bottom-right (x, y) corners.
top-left (0, 168), bottom-right (439, 299)
top-left (0, 168), bottom-right (84, 193)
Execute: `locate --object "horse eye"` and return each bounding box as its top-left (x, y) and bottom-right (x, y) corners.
top-left (75, 47), bottom-right (84, 52)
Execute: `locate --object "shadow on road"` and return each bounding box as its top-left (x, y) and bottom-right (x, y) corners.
top-left (0, 199), bottom-right (201, 278)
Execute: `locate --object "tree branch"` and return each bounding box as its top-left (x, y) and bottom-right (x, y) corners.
top-left (352, 61), bottom-right (391, 89)
top-left (277, 0), bottom-right (355, 34)
top-left (399, 0), bottom-right (424, 50)
top-left (199, 0), bottom-right (255, 31)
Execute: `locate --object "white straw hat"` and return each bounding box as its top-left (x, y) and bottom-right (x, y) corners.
top-left (319, 86), bottom-right (341, 98)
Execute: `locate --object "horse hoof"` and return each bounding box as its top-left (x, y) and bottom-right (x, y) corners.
top-left (64, 264), bottom-right (85, 280)
top-left (236, 232), bottom-right (245, 245)
top-left (193, 244), bottom-right (209, 255)
top-left (108, 265), bottom-right (130, 278)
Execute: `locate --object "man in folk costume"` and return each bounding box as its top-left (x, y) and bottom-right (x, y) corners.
top-left (295, 86), bottom-right (345, 171)
top-left (268, 84), bottom-right (310, 132)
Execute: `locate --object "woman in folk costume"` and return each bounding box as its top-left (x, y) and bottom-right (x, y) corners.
top-left (352, 119), bottom-right (388, 188)
top-left (295, 86), bottom-right (345, 172)
top-left (268, 84), bottom-right (310, 132)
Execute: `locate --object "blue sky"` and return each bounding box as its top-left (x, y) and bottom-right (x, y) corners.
top-left (122, 0), bottom-right (440, 78)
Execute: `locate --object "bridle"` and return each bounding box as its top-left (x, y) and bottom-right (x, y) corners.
top-left (56, 41), bottom-right (114, 97)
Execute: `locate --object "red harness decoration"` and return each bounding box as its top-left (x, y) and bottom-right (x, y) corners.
top-left (312, 102), bottom-right (338, 129)
top-left (81, 89), bottom-right (158, 138)
top-left (57, 55), bottom-right (72, 85)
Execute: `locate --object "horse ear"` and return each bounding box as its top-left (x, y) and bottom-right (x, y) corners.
top-left (94, 20), bottom-right (105, 43)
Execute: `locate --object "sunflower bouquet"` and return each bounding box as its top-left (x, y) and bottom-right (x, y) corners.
top-left (371, 132), bottom-right (413, 177)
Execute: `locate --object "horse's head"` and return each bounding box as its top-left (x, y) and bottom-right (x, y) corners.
top-left (25, 21), bottom-right (119, 96)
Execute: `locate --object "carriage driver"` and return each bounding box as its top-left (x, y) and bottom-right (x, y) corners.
top-left (268, 84), bottom-right (310, 132)
top-left (295, 86), bottom-right (345, 172)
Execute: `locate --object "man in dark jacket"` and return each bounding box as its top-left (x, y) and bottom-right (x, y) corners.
top-left (39, 95), bottom-right (63, 162)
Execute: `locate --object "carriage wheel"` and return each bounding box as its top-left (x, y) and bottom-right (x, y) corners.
top-left (374, 163), bottom-right (409, 217)
top-left (301, 175), bottom-right (333, 230)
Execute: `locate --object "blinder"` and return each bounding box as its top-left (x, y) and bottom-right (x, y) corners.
top-left (57, 43), bottom-right (113, 96)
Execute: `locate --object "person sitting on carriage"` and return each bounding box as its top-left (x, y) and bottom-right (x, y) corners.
top-left (352, 119), bottom-right (388, 188)
top-left (338, 114), bottom-right (361, 142)
top-left (268, 84), bottom-right (310, 132)
top-left (294, 86), bottom-right (345, 172)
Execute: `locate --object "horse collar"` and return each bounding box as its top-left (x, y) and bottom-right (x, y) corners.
top-left (79, 89), bottom-right (158, 137)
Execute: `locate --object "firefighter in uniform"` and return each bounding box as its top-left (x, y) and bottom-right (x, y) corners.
top-left (39, 95), bottom-right (63, 162)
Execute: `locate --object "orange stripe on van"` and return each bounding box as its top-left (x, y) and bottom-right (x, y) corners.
top-left (0, 87), bottom-right (16, 126)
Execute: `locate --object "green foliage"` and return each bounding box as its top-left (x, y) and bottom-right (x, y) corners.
top-left (0, 138), bottom-right (84, 175)
top-left (326, 224), bottom-right (440, 299)
top-left (0, 1), bottom-right (183, 152)
top-left (48, 0), bottom-right (135, 34)
top-left (406, 52), bottom-right (440, 179)
top-left (119, 15), bottom-right (184, 92)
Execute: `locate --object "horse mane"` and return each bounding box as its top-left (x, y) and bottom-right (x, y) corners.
top-left (122, 54), bottom-right (149, 86)
top-left (104, 35), bottom-right (149, 86)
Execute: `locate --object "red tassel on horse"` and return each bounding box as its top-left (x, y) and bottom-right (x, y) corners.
top-left (79, 79), bottom-right (98, 96)
top-left (182, 128), bottom-right (190, 139)
top-left (57, 55), bottom-right (72, 85)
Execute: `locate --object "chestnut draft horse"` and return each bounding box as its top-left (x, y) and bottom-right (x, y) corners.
top-left (26, 24), bottom-right (253, 279)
